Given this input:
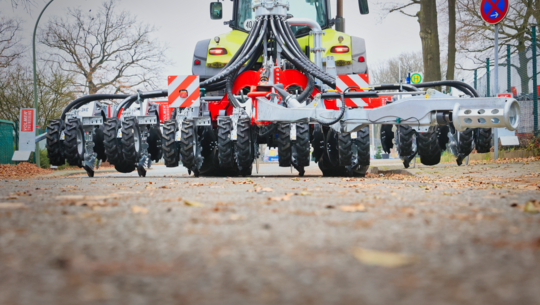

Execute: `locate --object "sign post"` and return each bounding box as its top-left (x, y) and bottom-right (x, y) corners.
top-left (12, 108), bottom-right (36, 162)
top-left (480, 0), bottom-right (508, 160)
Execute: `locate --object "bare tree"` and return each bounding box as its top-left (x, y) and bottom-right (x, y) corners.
top-left (0, 64), bottom-right (77, 127)
top-left (382, 0), bottom-right (443, 83)
top-left (0, 16), bottom-right (24, 69)
top-left (456, 0), bottom-right (536, 93)
top-left (39, 0), bottom-right (167, 95)
top-left (370, 51), bottom-right (424, 84)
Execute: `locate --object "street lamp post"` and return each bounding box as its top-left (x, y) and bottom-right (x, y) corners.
top-left (32, 0), bottom-right (54, 168)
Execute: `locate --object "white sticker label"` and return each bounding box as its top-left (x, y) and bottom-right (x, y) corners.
top-left (244, 19), bottom-right (255, 31)
top-left (60, 131), bottom-right (65, 140)
top-left (351, 132), bottom-right (358, 139)
top-left (176, 131), bottom-right (182, 141)
top-left (117, 129), bottom-right (122, 138)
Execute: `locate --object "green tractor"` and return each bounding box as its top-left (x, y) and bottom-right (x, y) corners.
top-left (193, 0), bottom-right (369, 82)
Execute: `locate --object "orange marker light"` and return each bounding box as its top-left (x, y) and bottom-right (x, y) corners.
top-left (179, 90), bottom-right (188, 98)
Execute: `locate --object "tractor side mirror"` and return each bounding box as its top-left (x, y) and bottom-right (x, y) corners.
top-left (210, 2), bottom-right (223, 20)
top-left (358, 0), bottom-right (369, 15)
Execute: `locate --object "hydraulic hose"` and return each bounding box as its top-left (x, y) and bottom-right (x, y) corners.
top-left (61, 94), bottom-right (130, 120)
top-left (411, 80), bottom-right (478, 97)
top-left (225, 43), bottom-right (265, 106)
top-left (280, 18), bottom-right (335, 86)
top-left (201, 17), bottom-right (264, 87)
top-left (114, 89), bottom-right (168, 118)
top-left (371, 83), bottom-right (420, 92)
top-left (225, 19), bottom-right (269, 108)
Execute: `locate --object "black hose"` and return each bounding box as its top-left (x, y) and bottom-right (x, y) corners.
top-left (225, 43), bottom-right (265, 106)
top-left (411, 80), bottom-right (478, 97)
top-left (61, 94), bottom-right (130, 120)
top-left (225, 19), bottom-right (269, 108)
top-left (280, 18), bottom-right (336, 86)
top-left (372, 83), bottom-right (420, 92)
top-left (315, 88), bottom-right (349, 126)
top-left (201, 17), bottom-right (263, 87)
top-left (114, 89), bottom-right (168, 118)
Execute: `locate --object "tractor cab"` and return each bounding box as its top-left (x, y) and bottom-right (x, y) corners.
top-left (232, 0), bottom-right (331, 36)
top-left (193, 0), bottom-right (369, 82)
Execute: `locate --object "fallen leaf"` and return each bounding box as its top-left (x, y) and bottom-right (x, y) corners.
top-left (340, 204), bottom-right (366, 212)
top-left (161, 197), bottom-right (182, 202)
top-left (352, 247), bottom-right (417, 268)
top-left (300, 191), bottom-right (311, 196)
top-left (291, 178), bottom-right (300, 181)
top-left (523, 200), bottom-right (540, 214)
top-left (131, 205), bottom-right (148, 214)
top-left (184, 200), bottom-right (204, 207)
top-left (190, 183), bottom-right (204, 187)
top-left (268, 195), bottom-right (291, 201)
top-left (0, 202), bottom-right (26, 209)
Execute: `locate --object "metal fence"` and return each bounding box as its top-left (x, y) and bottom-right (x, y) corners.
top-left (471, 44), bottom-right (539, 135)
top-left (0, 120), bottom-right (16, 164)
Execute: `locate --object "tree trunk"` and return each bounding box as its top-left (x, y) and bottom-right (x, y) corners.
top-left (418, 0), bottom-right (442, 82)
top-left (447, 0), bottom-right (456, 81)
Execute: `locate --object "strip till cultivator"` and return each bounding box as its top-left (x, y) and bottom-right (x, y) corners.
top-left (46, 0), bottom-right (520, 178)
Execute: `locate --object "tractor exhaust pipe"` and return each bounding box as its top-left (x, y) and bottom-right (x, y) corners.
top-left (336, 0), bottom-right (345, 32)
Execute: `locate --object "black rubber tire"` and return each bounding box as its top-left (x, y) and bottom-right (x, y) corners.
top-left (396, 125), bottom-right (415, 157)
top-left (121, 117), bottom-right (141, 165)
top-left (338, 132), bottom-right (353, 166)
top-left (355, 126), bottom-right (370, 167)
top-left (114, 161), bottom-right (136, 173)
top-left (45, 119), bottom-right (65, 166)
top-left (162, 120), bottom-right (179, 167)
top-left (474, 128), bottom-right (492, 153)
top-left (199, 126), bottom-right (219, 176)
top-left (311, 124), bottom-right (325, 162)
top-left (217, 119), bottom-right (239, 176)
top-left (417, 131), bottom-right (441, 166)
top-left (277, 123), bottom-right (292, 167)
top-left (103, 118), bottom-right (123, 165)
top-left (380, 124), bottom-right (394, 154)
top-left (235, 118), bottom-right (253, 175)
top-left (94, 125), bottom-right (107, 162)
top-left (179, 119), bottom-right (201, 175)
top-left (291, 123), bottom-right (310, 176)
top-left (64, 118), bottom-right (85, 167)
top-left (148, 126), bottom-right (163, 162)
top-left (458, 128), bottom-right (474, 156)
top-left (438, 126), bottom-right (450, 151)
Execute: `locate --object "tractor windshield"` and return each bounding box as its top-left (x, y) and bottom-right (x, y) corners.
top-left (236, 0), bottom-right (328, 35)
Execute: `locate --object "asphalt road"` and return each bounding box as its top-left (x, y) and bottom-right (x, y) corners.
top-left (1, 159), bottom-right (539, 305)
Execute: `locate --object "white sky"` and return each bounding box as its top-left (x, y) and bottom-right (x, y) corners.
top-left (1, 0), bottom-right (427, 87)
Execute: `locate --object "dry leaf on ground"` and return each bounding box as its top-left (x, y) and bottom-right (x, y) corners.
top-left (131, 206), bottom-right (148, 214)
top-left (352, 247), bottom-right (417, 268)
top-left (340, 204), bottom-right (366, 212)
top-left (190, 183), bottom-right (204, 186)
top-left (184, 200), bottom-right (204, 207)
top-left (523, 200), bottom-right (540, 214)
top-left (0, 202), bottom-right (26, 209)
top-left (268, 195), bottom-right (291, 201)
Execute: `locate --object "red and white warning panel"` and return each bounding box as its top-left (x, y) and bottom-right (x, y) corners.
top-left (168, 75), bottom-right (200, 108)
top-left (336, 74), bottom-right (370, 108)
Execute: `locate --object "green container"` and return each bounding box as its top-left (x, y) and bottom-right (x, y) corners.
top-left (0, 120), bottom-right (16, 164)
